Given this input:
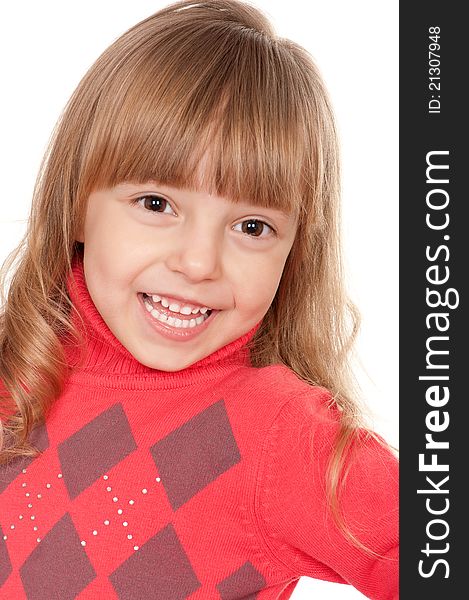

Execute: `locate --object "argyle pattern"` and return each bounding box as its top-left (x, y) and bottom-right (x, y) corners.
top-left (1, 398), bottom-right (269, 599)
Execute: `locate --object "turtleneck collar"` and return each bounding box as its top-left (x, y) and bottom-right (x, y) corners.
top-left (62, 253), bottom-right (262, 388)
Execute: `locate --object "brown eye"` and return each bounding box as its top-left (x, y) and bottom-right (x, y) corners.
top-left (238, 219), bottom-right (275, 238)
top-left (138, 195), bottom-right (168, 212)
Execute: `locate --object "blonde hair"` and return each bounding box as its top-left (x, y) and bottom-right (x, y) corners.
top-left (1, 0), bottom-right (384, 552)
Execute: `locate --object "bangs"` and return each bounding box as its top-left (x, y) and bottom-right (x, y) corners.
top-left (77, 18), bottom-right (317, 219)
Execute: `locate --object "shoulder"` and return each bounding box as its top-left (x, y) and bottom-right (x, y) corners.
top-left (233, 362), bottom-right (334, 431)
top-left (243, 362), bottom-right (332, 399)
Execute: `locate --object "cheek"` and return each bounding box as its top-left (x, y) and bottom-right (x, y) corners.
top-left (233, 255), bottom-right (285, 312)
top-left (84, 211), bottom-right (151, 274)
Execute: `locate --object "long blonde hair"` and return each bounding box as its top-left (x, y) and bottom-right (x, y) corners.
top-left (1, 0), bottom-right (378, 551)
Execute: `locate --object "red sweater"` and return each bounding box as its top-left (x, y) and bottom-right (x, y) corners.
top-left (0, 255), bottom-right (398, 600)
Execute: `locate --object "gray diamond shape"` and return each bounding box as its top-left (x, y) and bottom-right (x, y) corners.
top-left (217, 561), bottom-right (267, 599)
top-left (0, 423), bottom-right (49, 494)
top-left (150, 399), bottom-right (241, 510)
top-left (109, 522), bottom-right (201, 599)
top-left (20, 512), bottom-right (96, 600)
top-left (57, 403), bottom-right (137, 499)
top-left (0, 523), bottom-right (12, 588)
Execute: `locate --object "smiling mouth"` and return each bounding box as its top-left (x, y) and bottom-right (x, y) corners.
top-left (140, 293), bottom-right (214, 329)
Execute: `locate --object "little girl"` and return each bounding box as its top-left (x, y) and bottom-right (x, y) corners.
top-left (0, 1), bottom-right (398, 599)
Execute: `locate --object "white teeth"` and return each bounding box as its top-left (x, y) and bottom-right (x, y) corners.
top-left (143, 294), bottom-right (210, 316)
top-left (154, 310), bottom-right (206, 328)
top-left (143, 298), bottom-right (208, 328)
top-left (153, 308), bottom-right (165, 322)
top-left (146, 293), bottom-right (211, 315)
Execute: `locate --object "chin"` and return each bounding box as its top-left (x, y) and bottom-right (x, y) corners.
top-left (132, 352), bottom-right (187, 373)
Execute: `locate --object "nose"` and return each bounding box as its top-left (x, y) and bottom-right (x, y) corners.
top-left (165, 219), bottom-right (223, 282)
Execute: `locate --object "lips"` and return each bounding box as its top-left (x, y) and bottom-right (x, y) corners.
top-left (138, 291), bottom-right (217, 340)
top-left (141, 293), bottom-right (213, 320)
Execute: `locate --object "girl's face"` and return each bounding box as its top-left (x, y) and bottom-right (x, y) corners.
top-left (77, 177), bottom-right (298, 371)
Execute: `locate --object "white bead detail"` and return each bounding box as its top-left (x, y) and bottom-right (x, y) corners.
top-left (28, 504), bottom-right (33, 508)
top-left (37, 538), bottom-right (41, 543)
top-left (134, 545), bottom-right (139, 551)
top-left (33, 526), bottom-right (38, 531)
top-left (10, 525), bottom-right (14, 529)
top-left (129, 500), bottom-right (135, 505)
top-left (113, 497), bottom-right (118, 502)
top-left (25, 493), bottom-right (30, 497)
top-left (19, 515), bottom-right (23, 519)
top-left (142, 489), bottom-right (147, 494)
top-left (118, 509), bottom-right (123, 515)
top-left (127, 534), bottom-right (133, 540)
top-left (22, 482), bottom-right (26, 487)
top-left (92, 530), bottom-right (98, 536)
top-left (31, 516), bottom-right (35, 520)
top-left (104, 520), bottom-right (110, 525)
top-left (2, 535), bottom-right (6, 540)
top-left (46, 483), bottom-right (51, 488)
top-left (106, 487), bottom-right (112, 492)
top-left (22, 469), bottom-right (27, 473)
top-left (58, 474), bottom-right (63, 478)
top-left (103, 475), bottom-right (109, 480)
top-left (123, 522), bottom-right (128, 527)
top-left (81, 541), bottom-right (86, 546)
top-left (156, 477), bottom-right (161, 482)
top-left (37, 494), bottom-right (42, 499)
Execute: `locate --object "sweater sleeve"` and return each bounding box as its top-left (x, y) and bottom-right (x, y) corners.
top-left (254, 389), bottom-right (399, 600)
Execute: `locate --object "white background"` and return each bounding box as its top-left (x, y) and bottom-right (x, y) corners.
top-left (0, 2), bottom-right (398, 598)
